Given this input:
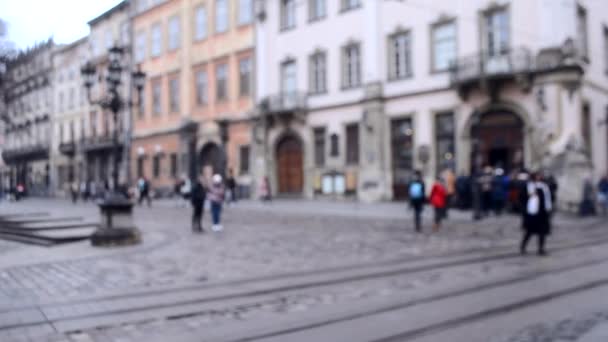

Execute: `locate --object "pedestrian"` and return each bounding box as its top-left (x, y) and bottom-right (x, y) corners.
top-left (480, 166), bottom-right (494, 217)
top-left (491, 168), bottom-right (508, 216)
top-left (430, 176), bottom-right (447, 232)
top-left (138, 177), bottom-right (151, 207)
top-left (598, 173), bottom-right (608, 216)
top-left (190, 175), bottom-right (207, 233)
top-left (225, 169), bottom-right (237, 205)
top-left (408, 170), bottom-right (426, 233)
top-left (209, 174), bottom-right (225, 232)
top-left (174, 178), bottom-right (185, 208)
top-left (579, 177), bottom-right (596, 216)
top-left (442, 168), bottom-right (456, 218)
top-left (520, 172), bottom-right (552, 256)
top-left (181, 176), bottom-right (192, 206)
top-left (455, 171), bottom-right (471, 209)
top-left (259, 176), bottom-right (271, 202)
top-left (80, 180), bottom-right (89, 202)
top-left (70, 181), bottom-right (79, 204)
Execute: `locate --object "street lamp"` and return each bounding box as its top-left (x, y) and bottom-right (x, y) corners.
top-left (81, 44), bottom-right (146, 247)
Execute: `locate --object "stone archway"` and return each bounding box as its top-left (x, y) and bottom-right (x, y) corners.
top-left (199, 142), bottom-right (226, 179)
top-left (471, 110), bottom-right (525, 172)
top-left (276, 134), bottom-right (303, 194)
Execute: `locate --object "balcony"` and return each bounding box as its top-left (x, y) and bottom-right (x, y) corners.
top-left (450, 48), bottom-right (534, 100)
top-left (2, 144), bottom-right (49, 163)
top-left (82, 135), bottom-right (123, 153)
top-left (261, 92), bottom-right (308, 116)
top-left (58, 141), bottom-right (76, 156)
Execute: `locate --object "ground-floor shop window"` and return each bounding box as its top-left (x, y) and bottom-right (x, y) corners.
top-left (346, 123), bottom-right (359, 165)
top-left (435, 112), bottom-right (456, 174)
top-left (391, 118), bottom-right (414, 200)
top-left (314, 127), bottom-right (326, 167)
top-left (170, 153), bottom-right (178, 178)
top-left (239, 145), bottom-right (250, 174)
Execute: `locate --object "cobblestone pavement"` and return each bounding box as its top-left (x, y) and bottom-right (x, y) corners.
top-left (0, 199), bottom-right (605, 341)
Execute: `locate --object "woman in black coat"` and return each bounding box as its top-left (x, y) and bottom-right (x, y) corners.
top-left (520, 173), bottom-right (553, 256)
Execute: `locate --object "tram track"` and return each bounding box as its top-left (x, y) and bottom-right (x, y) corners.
top-left (0, 226), bottom-right (607, 337)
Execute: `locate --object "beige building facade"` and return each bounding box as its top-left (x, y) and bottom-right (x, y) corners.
top-left (131, 0), bottom-right (254, 195)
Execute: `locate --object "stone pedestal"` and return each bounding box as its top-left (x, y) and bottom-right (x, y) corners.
top-left (549, 136), bottom-right (593, 212)
top-left (91, 193), bottom-right (141, 247)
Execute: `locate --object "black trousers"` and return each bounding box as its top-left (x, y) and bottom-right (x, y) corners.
top-left (192, 204), bottom-right (204, 232)
top-left (412, 202), bottom-right (423, 232)
top-left (520, 231), bottom-right (546, 254)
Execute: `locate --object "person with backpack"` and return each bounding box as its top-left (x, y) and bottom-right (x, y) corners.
top-left (409, 170), bottom-right (426, 233)
top-left (430, 176), bottom-right (448, 232)
top-left (190, 175), bottom-right (207, 233)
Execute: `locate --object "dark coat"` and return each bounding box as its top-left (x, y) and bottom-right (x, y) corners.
top-left (523, 182), bottom-right (552, 236)
top-left (191, 181), bottom-right (206, 206)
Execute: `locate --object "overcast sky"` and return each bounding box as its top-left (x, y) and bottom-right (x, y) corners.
top-left (0, 0), bottom-right (123, 50)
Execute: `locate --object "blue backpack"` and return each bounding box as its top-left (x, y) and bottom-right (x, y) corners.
top-left (409, 182), bottom-right (423, 199)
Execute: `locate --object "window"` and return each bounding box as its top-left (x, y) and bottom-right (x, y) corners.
top-left (105, 29), bottom-right (113, 49)
top-left (137, 156), bottom-right (145, 178)
top-left (391, 118), bottom-right (414, 199)
top-left (281, 60), bottom-right (297, 95)
top-left (346, 123), bottom-right (359, 165)
top-left (309, 0), bottom-right (326, 21)
top-left (485, 8), bottom-right (509, 57)
top-left (69, 121), bottom-right (75, 142)
top-left (342, 43), bottom-right (361, 88)
top-left (195, 6), bottom-right (207, 40)
top-left (170, 153), bottom-right (178, 178)
top-left (432, 22), bottom-right (456, 72)
top-left (168, 16), bottom-right (181, 51)
top-left (152, 80), bottom-right (162, 115)
top-left (238, 0), bottom-right (253, 25)
top-left (68, 88), bottom-right (75, 109)
top-left (341, 0), bottom-right (360, 11)
top-left (314, 127), bottom-right (326, 167)
top-left (239, 145), bottom-right (250, 173)
top-left (90, 111), bottom-right (98, 137)
top-left (121, 22), bottom-right (130, 45)
top-left (330, 133), bottom-right (339, 157)
top-left (216, 0), bottom-right (229, 33)
top-left (151, 23), bottom-right (162, 57)
top-left (59, 124), bottom-right (64, 144)
top-left (169, 77), bottom-right (179, 113)
top-left (195, 70), bottom-right (208, 105)
top-left (153, 155), bottom-right (161, 178)
top-left (604, 26), bottom-right (608, 73)
top-left (309, 52), bottom-right (326, 94)
top-left (577, 6), bottom-right (588, 58)
top-left (388, 32), bottom-right (412, 80)
top-left (239, 57), bottom-right (252, 96)
top-left (281, 0), bottom-right (296, 30)
top-left (435, 112), bottom-right (455, 173)
top-left (59, 92), bottom-right (64, 112)
top-left (582, 102), bottom-right (592, 156)
top-left (138, 87), bottom-right (145, 118)
top-left (216, 63), bottom-right (228, 101)
top-left (135, 31), bottom-right (146, 62)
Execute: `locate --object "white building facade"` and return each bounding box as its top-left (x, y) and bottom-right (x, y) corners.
top-left (253, 0), bottom-right (608, 207)
top-left (51, 38), bottom-right (91, 196)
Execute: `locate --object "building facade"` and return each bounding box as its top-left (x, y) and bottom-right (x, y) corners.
top-left (50, 38), bottom-right (91, 196)
top-left (83, 0), bottom-right (133, 189)
top-left (131, 0), bottom-right (254, 195)
top-left (253, 0), bottom-right (608, 206)
top-left (1, 40), bottom-right (54, 196)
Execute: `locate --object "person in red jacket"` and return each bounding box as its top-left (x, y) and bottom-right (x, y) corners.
top-left (430, 176), bottom-right (448, 232)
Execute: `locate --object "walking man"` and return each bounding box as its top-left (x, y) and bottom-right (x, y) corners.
top-left (225, 169), bottom-right (237, 204)
top-left (521, 172), bottom-right (552, 256)
top-left (191, 175), bottom-right (206, 233)
top-left (598, 174), bottom-right (608, 216)
top-left (409, 170), bottom-right (426, 233)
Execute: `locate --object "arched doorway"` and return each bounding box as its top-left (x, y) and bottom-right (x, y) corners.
top-left (276, 135), bottom-right (303, 194)
top-left (472, 110), bottom-right (524, 172)
top-left (199, 143), bottom-right (226, 179)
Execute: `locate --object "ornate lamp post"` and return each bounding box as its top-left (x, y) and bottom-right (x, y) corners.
top-left (80, 45), bottom-right (146, 246)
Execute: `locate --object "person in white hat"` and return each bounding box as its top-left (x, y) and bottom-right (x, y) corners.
top-left (208, 174), bottom-right (226, 231)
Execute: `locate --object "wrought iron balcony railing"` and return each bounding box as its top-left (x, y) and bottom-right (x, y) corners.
top-left (58, 141), bottom-right (76, 156)
top-left (1, 144), bottom-right (49, 163)
top-left (450, 48), bottom-right (534, 85)
top-left (82, 135), bottom-right (123, 153)
top-left (261, 92), bottom-right (308, 115)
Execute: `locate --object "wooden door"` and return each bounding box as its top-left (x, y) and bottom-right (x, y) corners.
top-left (277, 137), bottom-right (303, 194)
